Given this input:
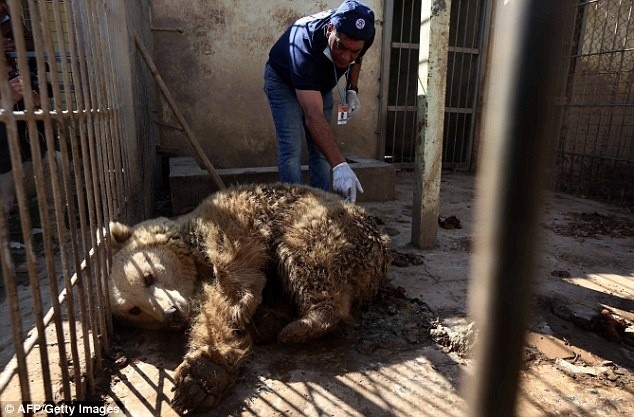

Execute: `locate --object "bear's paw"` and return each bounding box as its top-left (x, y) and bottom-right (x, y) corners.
top-left (171, 352), bottom-right (236, 414)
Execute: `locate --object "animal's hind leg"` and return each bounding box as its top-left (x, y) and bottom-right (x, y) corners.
top-left (278, 302), bottom-right (348, 344)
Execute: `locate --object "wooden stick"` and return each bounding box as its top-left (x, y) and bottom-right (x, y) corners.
top-left (134, 33), bottom-right (226, 190)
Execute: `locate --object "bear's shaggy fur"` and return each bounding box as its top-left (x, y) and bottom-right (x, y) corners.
top-left (108, 183), bottom-right (390, 413)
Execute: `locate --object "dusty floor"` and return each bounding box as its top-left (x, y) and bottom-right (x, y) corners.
top-left (100, 171), bottom-right (633, 416)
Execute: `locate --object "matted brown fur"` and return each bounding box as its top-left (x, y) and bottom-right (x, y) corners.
top-left (108, 183), bottom-right (390, 413)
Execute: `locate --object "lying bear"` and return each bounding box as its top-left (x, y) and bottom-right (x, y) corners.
top-left (108, 183), bottom-right (390, 414)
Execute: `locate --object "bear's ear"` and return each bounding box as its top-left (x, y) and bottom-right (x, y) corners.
top-left (109, 221), bottom-right (133, 250)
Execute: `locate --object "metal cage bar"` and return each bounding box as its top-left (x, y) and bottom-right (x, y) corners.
top-left (0, 0), bottom-right (137, 406)
top-left (383, 0), bottom-right (489, 170)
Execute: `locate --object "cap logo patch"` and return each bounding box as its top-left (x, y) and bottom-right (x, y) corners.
top-left (355, 18), bottom-right (365, 30)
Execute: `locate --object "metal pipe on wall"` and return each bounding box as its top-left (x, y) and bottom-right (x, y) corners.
top-left (466, 1), bottom-right (574, 416)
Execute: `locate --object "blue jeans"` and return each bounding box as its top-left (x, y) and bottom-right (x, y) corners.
top-left (263, 64), bottom-right (332, 191)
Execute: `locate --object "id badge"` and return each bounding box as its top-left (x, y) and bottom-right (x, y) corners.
top-left (337, 104), bottom-right (349, 125)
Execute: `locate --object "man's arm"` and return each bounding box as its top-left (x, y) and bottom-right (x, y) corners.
top-left (295, 89), bottom-right (346, 167)
top-left (295, 88), bottom-right (363, 202)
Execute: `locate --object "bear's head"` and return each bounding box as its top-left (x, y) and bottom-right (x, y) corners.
top-left (108, 218), bottom-right (198, 330)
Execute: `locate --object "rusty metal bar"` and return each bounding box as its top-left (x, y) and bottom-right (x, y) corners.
top-left (5, 0), bottom-right (54, 401)
top-left (461, 0), bottom-right (485, 170)
top-left (26, 0), bottom-right (73, 400)
top-left (0, 0), bottom-right (140, 403)
top-left (34, 0), bottom-right (84, 400)
top-left (0, 19), bottom-right (31, 400)
top-left (49, 0), bottom-right (86, 397)
top-left (389, 0), bottom-right (406, 163)
top-left (445, 0), bottom-right (462, 165)
top-left (467, 0), bottom-right (492, 170)
top-left (81, 0), bottom-right (112, 352)
top-left (69, 0), bottom-right (107, 376)
top-left (466, 1), bottom-right (574, 416)
top-left (62, 0), bottom-right (97, 394)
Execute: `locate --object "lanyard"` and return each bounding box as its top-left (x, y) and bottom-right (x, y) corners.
top-left (333, 64), bottom-right (351, 105)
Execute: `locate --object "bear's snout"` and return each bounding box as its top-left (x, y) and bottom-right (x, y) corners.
top-left (165, 305), bottom-right (188, 329)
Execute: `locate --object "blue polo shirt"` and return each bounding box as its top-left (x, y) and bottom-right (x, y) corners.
top-left (268, 10), bottom-right (369, 94)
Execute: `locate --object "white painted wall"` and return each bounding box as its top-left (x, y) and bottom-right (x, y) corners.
top-left (150, 0), bottom-right (384, 169)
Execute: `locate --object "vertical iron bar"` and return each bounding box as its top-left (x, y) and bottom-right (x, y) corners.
top-left (378, 0), bottom-right (395, 160)
top-left (466, 1), bottom-right (573, 416)
top-left (25, 0), bottom-right (72, 400)
top-left (459, 0), bottom-right (480, 167)
top-left (36, 0), bottom-right (85, 400)
top-left (404, 0), bottom-right (418, 161)
top-left (82, 0), bottom-right (111, 351)
top-left (0, 21), bottom-right (31, 401)
top-left (467, 0), bottom-right (492, 171)
top-left (393, 0), bottom-right (405, 162)
top-left (69, 0), bottom-right (104, 380)
top-left (62, 0), bottom-right (95, 394)
top-left (7, 0), bottom-right (54, 400)
top-left (81, 0), bottom-right (109, 372)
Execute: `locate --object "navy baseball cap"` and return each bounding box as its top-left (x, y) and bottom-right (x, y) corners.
top-left (331, 0), bottom-right (375, 43)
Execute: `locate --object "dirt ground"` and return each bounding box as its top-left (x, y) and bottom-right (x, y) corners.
top-left (99, 171), bottom-right (633, 417)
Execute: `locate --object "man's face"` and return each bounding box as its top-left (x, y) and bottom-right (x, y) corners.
top-left (327, 24), bottom-right (364, 69)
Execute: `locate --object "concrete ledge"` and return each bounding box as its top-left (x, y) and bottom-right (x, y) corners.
top-left (169, 157), bottom-right (395, 214)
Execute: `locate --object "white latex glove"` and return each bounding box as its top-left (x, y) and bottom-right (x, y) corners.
top-left (346, 90), bottom-right (361, 118)
top-left (332, 162), bottom-right (364, 203)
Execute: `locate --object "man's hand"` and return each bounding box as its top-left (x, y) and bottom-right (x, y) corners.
top-left (346, 90), bottom-right (361, 117)
top-left (8, 75), bottom-right (23, 104)
top-left (332, 162), bottom-right (363, 203)
top-left (6, 75), bottom-right (42, 108)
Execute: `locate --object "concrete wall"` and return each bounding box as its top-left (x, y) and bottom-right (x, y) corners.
top-left (118, 0), bottom-right (158, 221)
top-left (150, 0), bottom-right (384, 169)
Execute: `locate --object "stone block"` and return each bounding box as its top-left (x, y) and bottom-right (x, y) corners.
top-left (169, 157), bottom-right (395, 214)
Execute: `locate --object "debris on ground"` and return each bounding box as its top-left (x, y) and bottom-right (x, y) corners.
top-left (554, 358), bottom-right (617, 379)
top-left (551, 300), bottom-right (634, 347)
top-left (552, 211), bottom-right (634, 238)
top-left (429, 321), bottom-right (478, 357)
top-left (591, 309), bottom-right (633, 345)
top-left (390, 249), bottom-right (425, 267)
top-left (523, 344), bottom-right (547, 365)
top-left (551, 270), bottom-right (572, 278)
top-left (439, 215), bottom-right (462, 229)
